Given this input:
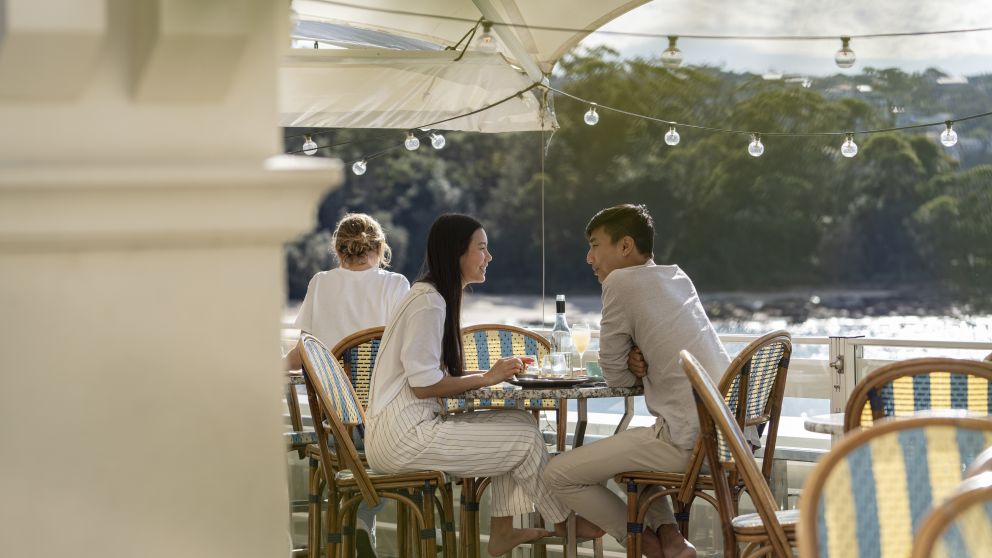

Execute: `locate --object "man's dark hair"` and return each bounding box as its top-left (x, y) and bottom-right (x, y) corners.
top-left (585, 204), bottom-right (655, 259)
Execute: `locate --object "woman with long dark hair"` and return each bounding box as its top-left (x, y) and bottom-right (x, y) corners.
top-left (366, 214), bottom-right (603, 555)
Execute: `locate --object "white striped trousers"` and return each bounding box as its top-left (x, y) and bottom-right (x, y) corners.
top-left (366, 387), bottom-right (569, 525)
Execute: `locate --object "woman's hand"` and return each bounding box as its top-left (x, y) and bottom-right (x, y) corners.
top-left (483, 357), bottom-right (523, 385)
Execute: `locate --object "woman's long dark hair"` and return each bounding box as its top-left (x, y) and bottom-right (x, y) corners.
top-left (417, 214), bottom-right (483, 377)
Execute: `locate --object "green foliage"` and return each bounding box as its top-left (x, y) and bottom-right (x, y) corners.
top-left (284, 51), bottom-right (989, 306)
top-left (912, 166), bottom-right (992, 298)
top-left (285, 229), bottom-right (335, 300)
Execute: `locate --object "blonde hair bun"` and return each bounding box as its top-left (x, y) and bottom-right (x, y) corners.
top-left (332, 213), bottom-right (392, 267)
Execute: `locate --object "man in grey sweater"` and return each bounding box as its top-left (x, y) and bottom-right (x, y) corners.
top-left (544, 204), bottom-right (730, 558)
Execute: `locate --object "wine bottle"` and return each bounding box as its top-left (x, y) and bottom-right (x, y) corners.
top-left (550, 294), bottom-right (573, 369)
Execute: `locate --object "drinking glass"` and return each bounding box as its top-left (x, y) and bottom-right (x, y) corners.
top-left (521, 354), bottom-right (539, 374)
top-left (541, 353), bottom-right (568, 378)
top-left (572, 323), bottom-right (591, 371)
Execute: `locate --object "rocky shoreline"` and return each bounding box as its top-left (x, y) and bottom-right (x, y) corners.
top-left (700, 289), bottom-right (982, 324)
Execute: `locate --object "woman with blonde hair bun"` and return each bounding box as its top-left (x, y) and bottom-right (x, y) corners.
top-left (284, 212), bottom-right (409, 370)
top-left (284, 213), bottom-right (409, 555)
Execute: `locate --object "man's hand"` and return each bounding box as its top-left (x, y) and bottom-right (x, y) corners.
top-left (627, 346), bottom-right (648, 378)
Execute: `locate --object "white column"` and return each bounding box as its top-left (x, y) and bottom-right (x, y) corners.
top-left (0, 2), bottom-right (337, 558)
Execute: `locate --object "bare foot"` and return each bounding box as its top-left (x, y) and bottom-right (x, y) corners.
top-left (487, 527), bottom-right (552, 556)
top-left (656, 524), bottom-right (696, 558)
top-left (638, 529), bottom-right (664, 558)
top-left (553, 516), bottom-right (607, 540)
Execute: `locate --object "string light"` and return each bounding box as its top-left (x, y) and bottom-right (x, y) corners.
top-left (404, 132), bottom-right (420, 150)
top-left (940, 121), bottom-right (958, 146)
top-left (302, 134), bottom-right (318, 155)
top-left (841, 133), bottom-right (859, 157)
top-left (664, 125), bottom-right (680, 146)
top-left (661, 36), bottom-right (683, 69)
top-left (294, 81), bottom-right (992, 168)
top-left (477, 20), bottom-right (497, 53)
top-left (835, 36), bottom-right (856, 68)
top-left (430, 132), bottom-right (446, 149)
top-left (584, 103), bottom-right (600, 126)
top-left (748, 134), bottom-right (764, 157)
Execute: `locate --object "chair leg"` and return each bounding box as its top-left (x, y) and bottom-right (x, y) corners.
top-left (325, 483), bottom-right (338, 558)
top-left (343, 502), bottom-right (358, 558)
top-left (422, 482), bottom-right (438, 558)
top-left (566, 512), bottom-right (578, 558)
top-left (674, 495), bottom-right (693, 539)
top-left (307, 458), bottom-right (322, 558)
top-left (532, 514), bottom-right (547, 558)
top-left (398, 501), bottom-right (410, 558)
top-left (437, 483), bottom-right (457, 558)
top-left (461, 478), bottom-right (480, 558)
top-left (593, 536), bottom-right (604, 558)
top-left (625, 480), bottom-right (640, 558)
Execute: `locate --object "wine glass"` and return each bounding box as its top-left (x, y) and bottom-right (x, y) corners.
top-left (571, 323), bottom-right (591, 372)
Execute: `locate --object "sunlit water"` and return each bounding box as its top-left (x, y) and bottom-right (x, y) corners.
top-left (458, 293), bottom-right (992, 417)
top-left (286, 294), bottom-right (992, 416)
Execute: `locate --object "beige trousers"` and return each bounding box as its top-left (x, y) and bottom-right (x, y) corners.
top-left (544, 421), bottom-right (692, 544)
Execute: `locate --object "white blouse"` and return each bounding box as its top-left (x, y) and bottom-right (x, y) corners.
top-left (294, 267), bottom-right (410, 351)
top-left (367, 282), bottom-right (447, 416)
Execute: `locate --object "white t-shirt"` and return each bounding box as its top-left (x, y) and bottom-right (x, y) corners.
top-left (294, 267), bottom-right (410, 351)
top-left (367, 282), bottom-right (447, 416)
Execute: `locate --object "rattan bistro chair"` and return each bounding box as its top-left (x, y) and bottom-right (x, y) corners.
top-left (300, 333), bottom-right (456, 558)
top-left (797, 410), bottom-right (992, 558)
top-left (617, 330), bottom-right (792, 556)
top-left (843, 357), bottom-right (992, 432)
top-left (910, 472), bottom-right (992, 558)
top-left (332, 327), bottom-right (386, 410)
top-left (450, 325), bottom-right (560, 434)
top-left (452, 324), bottom-right (575, 558)
top-left (298, 327), bottom-right (386, 557)
top-left (679, 350), bottom-right (797, 558)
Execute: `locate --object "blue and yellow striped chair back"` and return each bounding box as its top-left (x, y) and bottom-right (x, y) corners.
top-left (301, 334), bottom-right (365, 427)
top-left (717, 333), bottom-right (791, 463)
top-left (844, 358), bottom-right (992, 432)
top-left (912, 473), bottom-right (992, 558)
top-left (448, 324), bottom-right (555, 411)
top-left (798, 412), bottom-right (992, 558)
top-left (332, 327), bottom-right (385, 410)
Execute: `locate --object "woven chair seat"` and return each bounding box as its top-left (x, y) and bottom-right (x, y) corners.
top-left (335, 468), bottom-right (447, 486)
top-left (731, 509), bottom-right (800, 534)
top-left (284, 431), bottom-right (320, 447)
top-left (615, 471), bottom-right (714, 487)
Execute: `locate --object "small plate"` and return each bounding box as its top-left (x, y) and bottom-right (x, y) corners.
top-left (509, 376), bottom-right (590, 388)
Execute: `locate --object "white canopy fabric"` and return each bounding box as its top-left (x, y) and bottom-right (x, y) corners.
top-left (281, 0), bottom-right (649, 132)
top-left (280, 51), bottom-right (546, 132)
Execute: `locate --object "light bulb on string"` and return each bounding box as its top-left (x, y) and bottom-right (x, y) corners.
top-left (302, 134), bottom-right (318, 156)
top-left (835, 37), bottom-right (856, 69)
top-left (404, 132), bottom-right (420, 151)
top-left (940, 121), bottom-right (958, 147)
top-left (584, 103), bottom-right (599, 126)
top-left (430, 132), bottom-right (446, 150)
top-left (748, 134), bottom-right (764, 157)
top-left (352, 160), bottom-right (367, 176)
top-left (664, 125), bottom-right (680, 146)
top-left (477, 20), bottom-right (497, 53)
top-left (841, 133), bottom-right (858, 158)
top-left (661, 36), bottom-right (683, 69)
